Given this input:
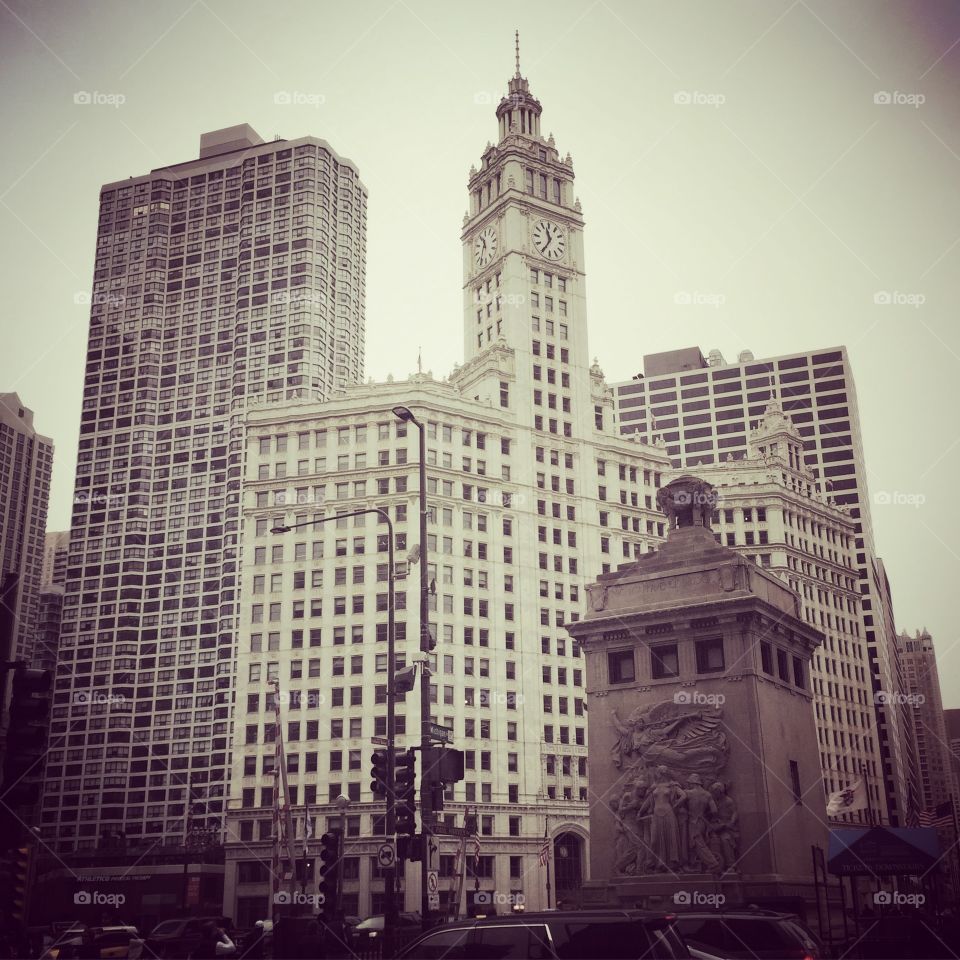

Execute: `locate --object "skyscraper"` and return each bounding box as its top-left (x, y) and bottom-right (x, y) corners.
top-left (42, 125), bottom-right (367, 853)
top-left (0, 393), bottom-right (53, 666)
top-left (223, 50), bottom-right (674, 921)
top-left (611, 347), bottom-right (911, 824)
top-left (41, 530), bottom-right (69, 588)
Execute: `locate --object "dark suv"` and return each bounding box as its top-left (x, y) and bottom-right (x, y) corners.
top-left (396, 909), bottom-right (690, 959)
top-left (671, 910), bottom-right (821, 960)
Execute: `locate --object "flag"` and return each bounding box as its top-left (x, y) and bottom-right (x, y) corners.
top-left (302, 804), bottom-right (313, 846)
top-left (539, 831), bottom-right (550, 867)
top-left (826, 777), bottom-right (868, 817)
top-left (471, 830), bottom-right (481, 867)
top-left (919, 801), bottom-right (954, 829)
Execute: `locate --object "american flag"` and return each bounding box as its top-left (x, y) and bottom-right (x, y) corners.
top-left (539, 831), bottom-right (550, 867)
top-left (471, 829), bottom-right (481, 867)
top-left (918, 801), bottom-right (954, 829)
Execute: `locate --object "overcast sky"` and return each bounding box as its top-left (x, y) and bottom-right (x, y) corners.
top-left (2, 0), bottom-right (959, 702)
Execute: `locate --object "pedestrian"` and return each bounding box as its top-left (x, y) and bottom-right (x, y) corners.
top-left (190, 923), bottom-right (236, 958)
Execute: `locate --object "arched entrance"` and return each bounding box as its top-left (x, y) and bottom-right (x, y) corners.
top-left (552, 832), bottom-right (584, 907)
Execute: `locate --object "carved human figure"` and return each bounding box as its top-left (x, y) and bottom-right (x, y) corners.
top-left (708, 781), bottom-right (739, 871)
top-left (612, 788), bottom-right (641, 875)
top-left (683, 774), bottom-right (721, 873)
top-left (610, 703), bottom-right (727, 773)
top-left (639, 766), bottom-right (683, 871)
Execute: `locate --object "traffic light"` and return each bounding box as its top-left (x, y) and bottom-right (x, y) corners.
top-left (1, 667), bottom-right (51, 817)
top-left (422, 748), bottom-right (465, 815)
top-left (396, 835), bottom-right (421, 863)
top-left (0, 844), bottom-right (31, 926)
top-left (318, 832), bottom-right (341, 919)
top-left (394, 749), bottom-right (417, 835)
top-left (370, 749), bottom-right (388, 797)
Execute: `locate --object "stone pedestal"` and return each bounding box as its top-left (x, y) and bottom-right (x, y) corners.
top-left (568, 477), bottom-right (828, 916)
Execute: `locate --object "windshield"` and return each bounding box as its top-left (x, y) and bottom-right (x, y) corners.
top-left (149, 921), bottom-right (182, 937)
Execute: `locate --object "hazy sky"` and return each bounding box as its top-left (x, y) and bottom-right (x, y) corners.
top-left (2, 0), bottom-right (959, 700)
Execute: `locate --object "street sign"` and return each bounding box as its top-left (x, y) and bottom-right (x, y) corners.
top-left (428, 723), bottom-right (453, 744)
top-left (427, 871), bottom-right (439, 894)
top-left (370, 736), bottom-right (389, 746)
top-left (422, 819), bottom-right (472, 838)
top-left (428, 893), bottom-right (440, 909)
top-left (377, 842), bottom-right (396, 869)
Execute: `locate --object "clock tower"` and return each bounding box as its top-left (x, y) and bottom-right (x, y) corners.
top-left (460, 37), bottom-right (594, 439)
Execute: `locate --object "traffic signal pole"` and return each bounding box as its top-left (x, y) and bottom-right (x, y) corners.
top-left (413, 415), bottom-right (433, 924)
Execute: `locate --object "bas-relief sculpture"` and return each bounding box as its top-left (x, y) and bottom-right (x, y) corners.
top-left (608, 700), bottom-right (740, 875)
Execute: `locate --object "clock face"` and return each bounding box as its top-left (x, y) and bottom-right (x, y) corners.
top-left (474, 226), bottom-right (497, 268)
top-left (533, 219), bottom-right (566, 261)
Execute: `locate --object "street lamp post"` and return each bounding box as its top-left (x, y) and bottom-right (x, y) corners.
top-left (392, 406), bottom-right (431, 924)
top-left (271, 508), bottom-right (397, 931)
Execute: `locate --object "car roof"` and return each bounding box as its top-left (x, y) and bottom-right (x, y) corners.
top-left (673, 910), bottom-right (799, 921)
top-left (439, 909), bottom-right (675, 929)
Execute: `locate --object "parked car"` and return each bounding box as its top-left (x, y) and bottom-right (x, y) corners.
top-left (352, 912), bottom-right (422, 944)
top-left (42, 926), bottom-right (139, 960)
top-left (396, 909), bottom-right (689, 959)
top-left (671, 910), bottom-right (821, 960)
top-left (145, 917), bottom-right (234, 958)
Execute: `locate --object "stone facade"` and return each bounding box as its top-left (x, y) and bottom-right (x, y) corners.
top-left (570, 476), bottom-right (827, 910)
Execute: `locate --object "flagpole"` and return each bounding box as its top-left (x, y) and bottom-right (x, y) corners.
top-left (543, 822), bottom-right (552, 910)
top-left (860, 761), bottom-right (875, 827)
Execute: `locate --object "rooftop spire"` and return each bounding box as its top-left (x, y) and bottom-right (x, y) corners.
top-left (515, 29), bottom-right (521, 78)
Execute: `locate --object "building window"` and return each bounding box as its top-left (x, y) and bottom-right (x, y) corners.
top-left (651, 643), bottom-right (679, 679)
top-left (789, 760), bottom-right (802, 805)
top-left (607, 649), bottom-right (635, 685)
top-left (760, 642), bottom-right (773, 675)
top-left (695, 638), bottom-right (724, 674)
